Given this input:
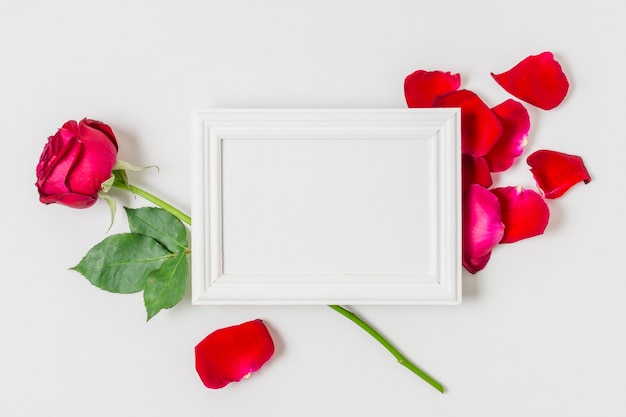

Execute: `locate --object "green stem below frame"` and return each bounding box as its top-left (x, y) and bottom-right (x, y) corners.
top-left (329, 305), bottom-right (445, 393)
top-left (112, 179), bottom-right (443, 393)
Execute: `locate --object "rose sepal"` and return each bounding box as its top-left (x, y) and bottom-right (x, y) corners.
top-left (113, 159), bottom-right (158, 173)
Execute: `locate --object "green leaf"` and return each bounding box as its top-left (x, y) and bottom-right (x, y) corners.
top-left (125, 207), bottom-right (188, 253)
top-left (143, 252), bottom-right (189, 321)
top-left (71, 233), bottom-right (173, 294)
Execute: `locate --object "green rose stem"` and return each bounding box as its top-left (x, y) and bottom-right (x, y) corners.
top-left (112, 179), bottom-right (444, 393)
top-left (112, 180), bottom-right (191, 226)
top-left (329, 305), bottom-right (444, 393)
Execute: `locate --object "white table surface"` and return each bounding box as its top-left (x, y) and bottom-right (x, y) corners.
top-left (1, 0), bottom-right (624, 415)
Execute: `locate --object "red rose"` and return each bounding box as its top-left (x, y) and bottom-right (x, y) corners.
top-left (36, 118), bottom-right (118, 208)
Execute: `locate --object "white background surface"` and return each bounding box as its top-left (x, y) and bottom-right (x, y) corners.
top-left (1, 0), bottom-right (624, 415)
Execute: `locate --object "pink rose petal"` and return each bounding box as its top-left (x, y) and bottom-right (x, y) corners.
top-left (463, 184), bottom-right (504, 274)
top-left (404, 70), bottom-right (461, 108)
top-left (66, 119), bottom-right (119, 197)
top-left (527, 150), bottom-right (591, 199)
top-left (491, 186), bottom-right (550, 243)
top-left (432, 89), bottom-right (502, 156)
top-left (83, 118), bottom-right (118, 149)
top-left (484, 99), bottom-right (530, 172)
top-left (491, 52), bottom-right (569, 110)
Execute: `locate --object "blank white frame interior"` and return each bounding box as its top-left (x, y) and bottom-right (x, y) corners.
top-left (191, 109), bottom-right (461, 305)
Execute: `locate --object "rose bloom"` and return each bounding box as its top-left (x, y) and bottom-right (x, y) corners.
top-left (36, 119), bottom-right (118, 208)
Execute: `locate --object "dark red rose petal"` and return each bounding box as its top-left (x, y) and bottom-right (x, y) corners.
top-left (463, 252), bottom-right (492, 275)
top-left (404, 70), bottom-right (461, 108)
top-left (484, 99), bottom-right (530, 172)
top-left (195, 319), bottom-right (274, 389)
top-left (462, 153), bottom-right (492, 194)
top-left (432, 89), bottom-right (502, 156)
top-left (527, 150), bottom-right (591, 199)
top-left (43, 192), bottom-right (98, 208)
top-left (36, 137), bottom-right (83, 205)
top-left (462, 184), bottom-right (504, 274)
top-left (36, 121), bottom-right (80, 184)
top-left (491, 52), bottom-right (569, 110)
top-left (491, 186), bottom-right (550, 243)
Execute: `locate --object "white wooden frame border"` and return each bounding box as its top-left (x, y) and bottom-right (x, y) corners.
top-left (191, 109), bottom-right (461, 305)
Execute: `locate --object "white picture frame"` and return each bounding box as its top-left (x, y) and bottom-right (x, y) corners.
top-left (191, 109), bottom-right (461, 305)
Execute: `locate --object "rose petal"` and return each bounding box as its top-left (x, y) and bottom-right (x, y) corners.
top-left (484, 99), bottom-right (530, 172)
top-left (463, 252), bottom-right (492, 275)
top-left (40, 192), bottom-right (98, 208)
top-left (491, 52), bottom-right (569, 110)
top-left (36, 137), bottom-right (83, 205)
top-left (83, 118), bottom-right (118, 150)
top-left (36, 121), bottom-right (80, 184)
top-left (491, 186), bottom-right (550, 243)
top-left (527, 150), bottom-right (591, 199)
top-left (432, 90), bottom-right (502, 156)
top-left (66, 119), bottom-right (119, 197)
top-left (195, 319), bottom-right (275, 389)
top-left (463, 184), bottom-right (504, 274)
top-left (404, 70), bottom-right (461, 108)
top-left (462, 153), bottom-right (492, 194)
